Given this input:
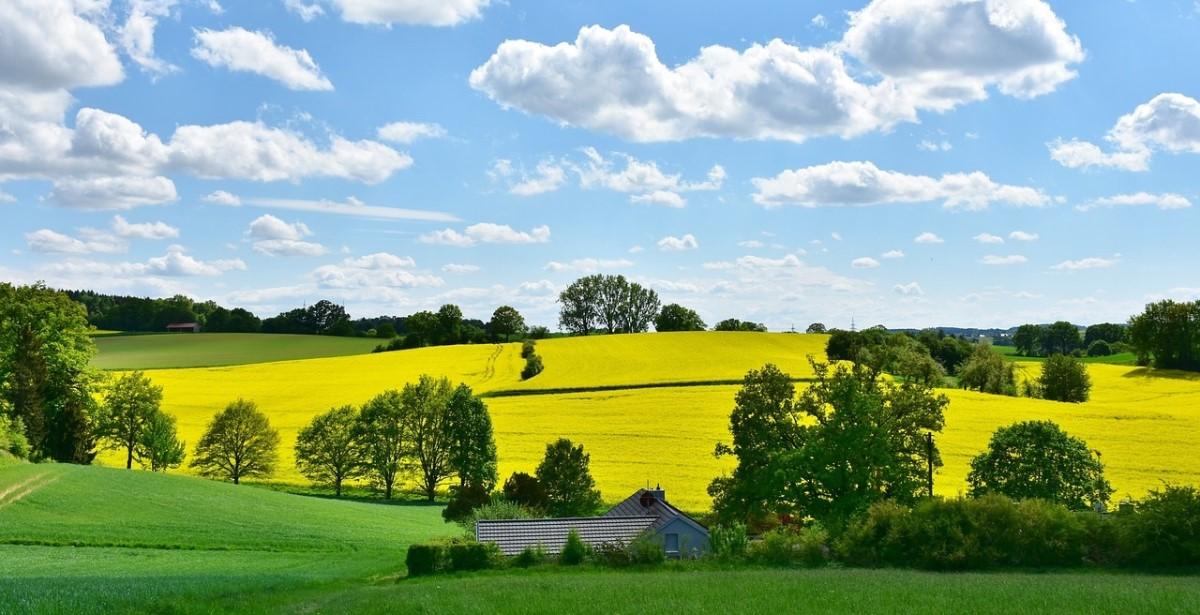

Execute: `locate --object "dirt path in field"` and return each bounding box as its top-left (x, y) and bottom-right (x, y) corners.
top-left (0, 471), bottom-right (62, 511)
top-left (478, 344), bottom-right (503, 384)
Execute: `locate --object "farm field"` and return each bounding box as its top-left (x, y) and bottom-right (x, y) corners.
top-left (0, 463), bottom-right (452, 614)
top-left (91, 333), bottom-right (384, 370)
top-left (994, 344), bottom-right (1138, 366)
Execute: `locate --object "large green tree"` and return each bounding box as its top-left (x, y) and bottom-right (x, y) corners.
top-left (654, 304), bottom-right (706, 332)
top-left (402, 375), bottom-right (457, 501)
top-left (1037, 354), bottom-right (1091, 403)
top-left (488, 306), bottom-right (526, 342)
top-left (296, 405), bottom-right (363, 496)
top-left (558, 275), bottom-right (660, 335)
top-left (1128, 300), bottom-right (1200, 370)
top-left (190, 399), bottom-right (279, 484)
top-left (536, 438), bottom-right (602, 517)
top-left (1042, 321), bottom-right (1082, 356)
top-left (967, 420), bottom-right (1113, 510)
top-left (957, 344), bottom-right (1018, 396)
top-left (557, 276), bottom-right (602, 335)
top-left (354, 391), bottom-right (407, 499)
top-left (445, 384), bottom-right (498, 490)
top-left (137, 411), bottom-right (186, 472)
top-left (97, 371), bottom-right (163, 469)
top-left (0, 283), bottom-right (99, 461)
top-left (1012, 324), bottom-right (1043, 357)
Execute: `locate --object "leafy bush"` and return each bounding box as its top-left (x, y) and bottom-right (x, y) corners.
top-left (528, 326), bottom-right (550, 339)
top-left (0, 415), bottom-right (29, 459)
top-left (967, 420), bottom-right (1113, 510)
top-left (560, 529), bottom-right (588, 565)
top-left (958, 344), bottom-right (1018, 396)
top-left (709, 523), bottom-right (749, 561)
top-left (514, 544), bottom-right (548, 568)
top-left (1118, 485), bottom-right (1200, 567)
top-left (749, 525), bottom-right (829, 567)
top-left (521, 340), bottom-right (536, 359)
top-left (521, 354), bottom-right (544, 380)
top-left (405, 543), bottom-right (442, 577)
top-left (1087, 340), bottom-right (1113, 357)
top-left (460, 499), bottom-right (534, 536)
top-left (502, 472), bottom-right (547, 511)
top-left (628, 535), bottom-right (666, 565)
top-left (443, 484), bottom-right (492, 523)
top-left (448, 542), bottom-right (495, 572)
top-left (591, 541), bottom-right (633, 567)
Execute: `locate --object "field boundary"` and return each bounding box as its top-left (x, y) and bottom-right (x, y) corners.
top-left (481, 377), bottom-right (817, 398)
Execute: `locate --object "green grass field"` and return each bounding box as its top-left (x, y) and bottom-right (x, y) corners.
top-left (91, 333), bottom-right (384, 370)
top-left (994, 344), bottom-right (1138, 366)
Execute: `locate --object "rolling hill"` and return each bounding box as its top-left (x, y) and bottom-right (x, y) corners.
top-left (91, 333), bottom-right (384, 370)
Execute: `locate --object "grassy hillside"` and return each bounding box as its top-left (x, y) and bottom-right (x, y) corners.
top-left (0, 463), bottom-right (452, 613)
top-left (994, 344), bottom-right (1138, 366)
top-left (91, 333), bottom-right (384, 370)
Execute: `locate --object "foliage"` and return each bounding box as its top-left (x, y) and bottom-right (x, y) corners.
top-left (709, 523), bottom-right (749, 560)
top-left (405, 543), bottom-right (442, 577)
top-left (136, 411), bottom-right (185, 472)
top-left (958, 344), bottom-right (1017, 396)
top-left (749, 526), bottom-right (829, 567)
top-left (1118, 485), bottom-right (1200, 567)
top-left (528, 326), bottom-right (551, 340)
top-left (402, 375), bottom-right (457, 501)
top-left (295, 405), bottom-right (362, 496)
top-left (521, 354), bottom-right (544, 380)
top-left (374, 323), bottom-right (397, 339)
top-left (1038, 354), bottom-right (1092, 402)
top-left (0, 415), bottom-right (29, 459)
top-left (262, 300), bottom-right (352, 336)
top-left (353, 390), bottom-right (406, 499)
top-left (714, 318), bottom-right (768, 332)
top-left (711, 361), bottom-right (946, 527)
top-left (558, 275), bottom-right (661, 335)
top-left (521, 340), bottom-right (536, 359)
top-left (445, 384), bottom-right (498, 491)
top-left (805, 323), bottom-right (827, 334)
top-left (559, 529), bottom-right (588, 565)
top-left (489, 306), bottom-right (526, 342)
top-left (502, 472), bottom-right (548, 511)
top-left (1012, 324), bottom-right (1042, 356)
top-left (537, 438), bottom-right (603, 517)
top-left (593, 536), bottom-right (665, 567)
top-left (1043, 321), bottom-right (1083, 356)
top-left (1087, 340), bottom-right (1113, 357)
top-left (967, 420), bottom-right (1113, 510)
top-left (443, 484), bottom-right (492, 522)
top-left (655, 304), bottom-right (707, 332)
top-left (449, 541), bottom-right (497, 571)
top-left (459, 499), bottom-right (535, 537)
top-left (190, 399), bottom-right (280, 484)
top-left (97, 371), bottom-right (163, 470)
top-left (67, 291), bottom-right (262, 333)
top-left (1085, 323), bottom-right (1126, 346)
top-left (0, 282), bottom-right (99, 461)
top-left (513, 544), bottom-right (548, 567)
top-left (1128, 300), bottom-right (1200, 370)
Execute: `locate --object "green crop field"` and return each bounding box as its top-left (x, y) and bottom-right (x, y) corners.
top-left (90, 333), bottom-right (384, 370)
top-left (994, 344), bottom-right (1138, 366)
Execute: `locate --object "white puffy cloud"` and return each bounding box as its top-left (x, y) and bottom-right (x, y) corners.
top-left (914, 232), bottom-right (944, 244)
top-left (505, 160), bottom-right (568, 196)
top-left (145, 245), bottom-right (246, 276)
top-left (851, 256), bottom-right (880, 269)
top-left (246, 214), bottom-right (327, 257)
top-left (1052, 256), bottom-right (1119, 271)
top-left (71, 108), bottom-right (170, 172)
top-left (112, 215), bottom-right (179, 239)
top-left (312, 253), bottom-right (442, 290)
top-left (203, 190), bottom-right (241, 205)
top-left (1050, 94), bottom-right (1200, 171)
top-left (421, 223), bottom-right (551, 247)
top-left (376, 121), bottom-right (447, 144)
top-left (751, 161), bottom-right (1050, 211)
top-left (283, 0), bottom-right (324, 21)
top-left (657, 234), bottom-right (699, 251)
top-left (545, 258), bottom-right (634, 273)
top-left (471, 6), bottom-right (1081, 142)
top-left (330, 0), bottom-right (491, 26)
top-left (894, 282), bottom-right (923, 296)
top-left (192, 27), bottom-right (333, 91)
top-left (881, 249), bottom-right (905, 259)
top-left (442, 263), bottom-right (480, 274)
top-left (345, 253), bottom-right (416, 269)
top-left (0, 0), bottom-right (124, 91)
top-left (973, 232), bottom-right (1004, 244)
top-left (120, 0), bottom-right (182, 77)
top-left (980, 254), bottom-right (1027, 265)
top-left (49, 176), bottom-right (178, 210)
top-left (1076, 192), bottom-right (1192, 212)
top-left (25, 228), bottom-right (123, 254)
top-left (41, 245), bottom-right (246, 277)
top-left (499, 148), bottom-right (723, 206)
top-left (1009, 230), bottom-right (1038, 242)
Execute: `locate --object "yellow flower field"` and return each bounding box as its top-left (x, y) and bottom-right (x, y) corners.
top-left (99, 333), bottom-right (1200, 512)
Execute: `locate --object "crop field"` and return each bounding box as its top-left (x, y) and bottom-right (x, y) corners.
top-left (994, 344), bottom-right (1138, 366)
top-left (0, 463), bottom-right (452, 613)
top-left (91, 333), bottom-right (385, 370)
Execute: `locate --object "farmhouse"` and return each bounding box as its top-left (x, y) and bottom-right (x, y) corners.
top-left (476, 487), bottom-right (709, 558)
top-left (165, 322), bottom-right (200, 333)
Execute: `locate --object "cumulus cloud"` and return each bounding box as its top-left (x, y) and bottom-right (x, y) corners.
top-left (1009, 230), bottom-right (1039, 242)
top-left (48, 176), bottom-right (178, 210)
top-left (980, 254), bottom-right (1027, 265)
top-left (0, 0), bottom-right (124, 91)
top-left (470, 5), bottom-right (1081, 142)
top-left (491, 159), bottom-right (568, 196)
top-left (120, 0), bottom-right (192, 77)
top-left (376, 121), bottom-right (447, 144)
top-left (657, 234), bottom-right (699, 251)
top-left (918, 140), bottom-right (952, 152)
top-left (283, 0), bottom-right (324, 21)
top-left (914, 232), bottom-right (944, 244)
top-left (330, 0), bottom-right (491, 26)
top-left (1076, 192), bottom-right (1192, 212)
top-left (246, 214), bottom-right (327, 256)
top-left (497, 148), bottom-right (723, 206)
top-left (442, 263), bottom-right (480, 274)
top-left (312, 253), bottom-right (442, 290)
top-left (974, 232), bottom-right (1004, 244)
top-left (1052, 256), bottom-right (1119, 271)
top-left (192, 27), bottom-right (333, 91)
top-left (881, 249), bottom-right (905, 259)
top-left (41, 245), bottom-right (245, 278)
top-left (545, 258), bottom-right (634, 273)
top-left (701, 253), bottom-right (866, 292)
top-left (203, 190), bottom-right (241, 205)
top-left (25, 228), bottom-right (123, 255)
top-left (112, 215), bottom-right (179, 239)
top-left (421, 223), bottom-right (551, 247)
top-left (893, 282), bottom-right (923, 296)
top-left (751, 161), bottom-right (1051, 211)
top-left (1050, 93), bottom-right (1200, 171)
top-left (852, 256), bottom-right (880, 268)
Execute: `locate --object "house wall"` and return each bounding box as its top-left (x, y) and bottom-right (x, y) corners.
top-left (652, 517), bottom-right (709, 558)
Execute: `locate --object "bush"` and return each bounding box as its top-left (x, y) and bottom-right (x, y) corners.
top-left (443, 484), bottom-right (492, 523)
top-left (448, 542), bottom-right (495, 572)
top-left (521, 354), bottom-right (544, 380)
top-left (521, 340), bottom-right (536, 359)
top-left (405, 543), bottom-right (443, 577)
top-left (560, 529), bottom-right (588, 565)
top-left (628, 535), bottom-right (666, 565)
top-left (461, 499), bottom-right (534, 536)
top-left (528, 326), bottom-right (550, 340)
top-left (514, 544), bottom-right (548, 568)
top-left (1119, 485), bottom-right (1200, 567)
top-left (0, 415), bottom-right (30, 459)
top-left (749, 525), bottom-right (829, 567)
top-left (502, 472), bottom-right (547, 511)
top-left (967, 420), bottom-right (1112, 511)
top-left (1038, 354), bottom-right (1091, 402)
top-left (1087, 340), bottom-right (1113, 357)
top-left (709, 523), bottom-right (749, 561)
top-left (591, 541), bottom-right (633, 567)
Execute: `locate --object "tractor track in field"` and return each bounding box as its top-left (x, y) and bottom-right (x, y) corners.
top-left (0, 471), bottom-right (62, 511)
top-left (477, 344), bottom-right (503, 384)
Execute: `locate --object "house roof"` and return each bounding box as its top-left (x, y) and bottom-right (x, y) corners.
top-left (476, 516), bottom-right (658, 555)
top-left (605, 488), bottom-right (709, 535)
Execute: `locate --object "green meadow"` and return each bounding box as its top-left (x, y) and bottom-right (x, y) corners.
top-left (90, 333), bottom-right (384, 370)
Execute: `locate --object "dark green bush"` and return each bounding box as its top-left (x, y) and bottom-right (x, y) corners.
top-left (591, 541), bottom-right (632, 567)
top-left (448, 542), bottom-right (494, 572)
top-left (528, 326), bottom-right (550, 339)
top-left (514, 544), bottom-right (547, 568)
top-left (521, 354), bottom-right (544, 380)
top-left (709, 523), bottom-right (749, 561)
top-left (749, 525), bottom-right (829, 567)
top-left (1087, 340), bottom-right (1112, 357)
top-left (837, 500), bottom-right (911, 567)
top-left (405, 543), bottom-right (442, 577)
top-left (560, 529), bottom-right (587, 565)
top-left (521, 340), bottom-right (536, 359)
top-left (442, 484), bottom-right (492, 522)
top-left (628, 535), bottom-right (666, 565)
top-left (1119, 485), bottom-right (1200, 567)
top-left (501, 472), bottom-right (547, 511)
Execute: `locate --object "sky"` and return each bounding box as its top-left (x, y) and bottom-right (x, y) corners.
top-left (2, 0), bottom-right (1199, 330)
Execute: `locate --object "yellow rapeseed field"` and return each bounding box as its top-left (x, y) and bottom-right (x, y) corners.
top-left (101, 333), bottom-right (1200, 512)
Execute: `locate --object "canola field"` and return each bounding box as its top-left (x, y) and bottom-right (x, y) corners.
top-left (101, 333), bottom-right (1200, 511)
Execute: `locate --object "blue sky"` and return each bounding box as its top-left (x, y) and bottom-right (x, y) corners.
top-left (2, 0), bottom-right (1199, 329)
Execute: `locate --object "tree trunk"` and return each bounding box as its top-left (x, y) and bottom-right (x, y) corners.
top-left (335, 477), bottom-right (342, 497)
top-left (385, 480), bottom-right (393, 499)
top-left (126, 445), bottom-right (133, 469)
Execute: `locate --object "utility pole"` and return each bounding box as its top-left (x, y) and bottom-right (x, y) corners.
top-left (925, 432), bottom-right (935, 497)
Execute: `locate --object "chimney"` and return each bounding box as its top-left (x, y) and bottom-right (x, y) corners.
top-left (649, 484), bottom-right (665, 502)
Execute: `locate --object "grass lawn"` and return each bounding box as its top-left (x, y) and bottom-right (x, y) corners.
top-left (91, 333), bottom-right (385, 370)
top-left (994, 344), bottom-right (1138, 366)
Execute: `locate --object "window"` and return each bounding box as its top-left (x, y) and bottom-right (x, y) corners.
top-left (664, 533), bottom-right (679, 553)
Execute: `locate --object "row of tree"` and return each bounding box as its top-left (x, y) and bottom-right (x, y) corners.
top-left (1011, 321), bottom-right (1126, 357)
top-left (1128, 299), bottom-right (1200, 371)
top-left (66, 291), bottom-right (261, 333)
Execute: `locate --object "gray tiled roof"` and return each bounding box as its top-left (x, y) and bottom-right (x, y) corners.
top-left (476, 516), bottom-right (657, 555)
top-left (606, 489), bottom-right (706, 534)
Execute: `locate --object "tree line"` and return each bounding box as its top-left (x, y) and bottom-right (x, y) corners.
top-left (557, 275), bottom-right (766, 336)
top-left (1011, 321), bottom-right (1127, 358)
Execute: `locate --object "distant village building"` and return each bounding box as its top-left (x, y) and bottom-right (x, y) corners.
top-left (165, 322), bottom-right (200, 333)
top-left (477, 487), bottom-right (709, 558)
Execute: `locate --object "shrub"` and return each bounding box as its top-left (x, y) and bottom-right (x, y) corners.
top-left (521, 354), bottom-right (544, 380)
top-left (514, 544), bottom-right (548, 568)
top-left (749, 525), bottom-right (829, 567)
top-left (709, 523), bottom-right (749, 561)
top-left (968, 420), bottom-right (1113, 511)
top-left (405, 543), bottom-right (443, 577)
top-left (560, 529), bottom-right (588, 565)
top-left (837, 500), bottom-right (911, 566)
top-left (521, 340), bottom-right (536, 359)
top-left (448, 542), bottom-right (495, 572)
top-left (591, 541), bottom-right (633, 567)
top-left (0, 415), bottom-right (30, 459)
top-left (443, 484), bottom-right (492, 523)
top-left (502, 472), bottom-right (547, 511)
top-left (461, 499), bottom-right (534, 536)
top-left (628, 535), bottom-right (666, 565)
top-left (528, 326), bottom-right (550, 340)
top-left (1038, 354), bottom-right (1091, 403)
top-left (1119, 485), bottom-right (1200, 568)
top-left (1087, 340), bottom-right (1113, 357)
top-left (958, 344), bottom-right (1017, 396)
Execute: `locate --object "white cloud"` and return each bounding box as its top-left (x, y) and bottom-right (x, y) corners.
top-left (914, 232), bottom-right (944, 244)
top-left (851, 256), bottom-right (880, 269)
top-left (283, 0), bottom-right (324, 21)
top-left (1052, 256), bottom-right (1119, 271)
top-left (980, 254), bottom-right (1028, 265)
top-left (41, 245), bottom-right (247, 277)
top-left (893, 282), bottom-right (923, 296)
top-left (918, 140), bottom-right (952, 152)
top-left (251, 239), bottom-right (328, 257)
top-left (313, 253), bottom-right (442, 290)
top-left (235, 196), bottom-right (456, 222)
top-left (810, 14), bottom-right (828, 28)
top-left (657, 234), bottom-right (699, 251)
top-left (421, 223), bottom-right (551, 247)
top-left (739, 240), bottom-right (765, 249)
top-left (545, 258), bottom-right (634, 273)
top-left (628, 245), bottom-right (644, 254)
top-left (831, 232), bottom-right (843, 241)
top-left (973, 232), bottom-right (1004, 244)
top-left (49, 176), bottom-right (178, 210)
top-left (203, 190), bottom-right (241, 206)
top-left (25, 228), bottom-right (122, 254)
top-left (246, 214), bottom-right (327, 257)
top-left (0, 0), bottom-right (124, 91)
top-left (330, 0), bottom-right (491, 26)
top-left (630, 190), bottom-right (686, 208)
top-left (509, 161), bottom-right (568, 196)
top-left (112, 215), bottom-right (179, 239)
top-left (575, 148), bottom-right (723, 206)
top-left (1050, 93), bottom-right (1200, 171)
top-left (377, 121), bottom-right (447, 144)
top-left (470, 8), bottom-right (1080, 143)
top-left (1009, 230), bottom-right (1039, 242)
top-left (751, 161), bottom-right (1051, 211)
top-left (344, 253), bottom-right (416, 269)
top-left (1076, 192), bottom-right (1192, 211)
top-left (700, 253), bottom-right (865, 292)
top-left (442, 263), bottom-right (480, 274)
top-left (120, 0), bottom-right (182, 77)
top-left (192, 27), bottom-right (333, 91)
top-left (881, 249), bottom-right (905, 259)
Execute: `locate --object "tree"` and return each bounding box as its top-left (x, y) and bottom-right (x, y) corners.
top-left (958, 344), bottom-right (1017, 396)
top-left (617, 279), bottom-right (661, 333)
top-left (136, 411), bottom-right (185, 472)
top-left (654, 304), bottom-right (706, 332)
top-left (558, 275), bottom-right (660, 335)
top-left (1084, 323), bottom-right (1125, 346)
top-left (710, 361), bottom-right (947, 527)
top-left (355, 390), bottom-right (407, 499)
top-left (1087, 340), bottom-right (1113, 357)
top-left (489, 306), bottom-right (526, 342)
top-left (0, 283), bottom-right (99, 461)
top-left (97, 371), bottom-right (162, 469)
top-left (536, 438), bottom-right (602, 517)
top-left (308, 300), bottom-right (351, 335)
top-left (190, 399), bottom-right (279, 484)
top-left (967, 420), bottom-right (1113, 510)
top-left (445, 384), bottom-right (498, 490)
top-left (296, 406), bottom-right (362, 496)
top-left (0, 414), bottom-right (29, 459)
top-left (436, 304), bottom-right (464, 345)
top-left (714, 318), bottom-right (768, 332)
top-left (502, 472), bottom-right (548, 511)
top-left (1043, 321), bottom-right (1082, 356)
top-left (402, 375), bottom-right (457, 501)
top-left (404, 311), bottom-right (439, 347)
top-left (805, 323), bottom-right (827, 334)
top-left (1038, 354), bottom-right (1091, 403)
top-left (375, 322), bottom-right (397, 339)
top-left (558, 276), bottom-right (602, 335)
top-left (1128, 300), bottom-right (1200, 370)
top-left (1012, 324), bottom-right (1043, 357)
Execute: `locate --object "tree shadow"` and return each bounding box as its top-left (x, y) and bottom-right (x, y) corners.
top-left (1120, 367), bottom-right (1200, 382)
